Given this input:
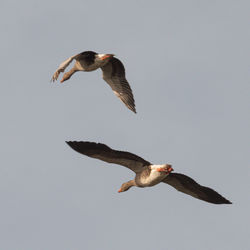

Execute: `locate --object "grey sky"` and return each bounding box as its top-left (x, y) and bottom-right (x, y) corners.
top-left (1, 0), bottom-right (250, 249)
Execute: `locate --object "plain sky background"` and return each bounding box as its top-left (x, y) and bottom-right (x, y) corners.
top-left (1, 0), bottom-right (250, 249)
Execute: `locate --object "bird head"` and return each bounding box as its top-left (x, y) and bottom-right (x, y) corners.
top-left (118, 180), bottom-right (135, 193)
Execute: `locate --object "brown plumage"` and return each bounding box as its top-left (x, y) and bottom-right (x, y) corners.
top-left (66, 141), bottom-right (232, 205)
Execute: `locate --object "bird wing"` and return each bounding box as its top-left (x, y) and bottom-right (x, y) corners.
top-left (162, 173), bottom-right (232, 204)
top-left (101, 57), bottom-right (136, 113)
top-left (66, 141), bottom-right (151, 173)
top-left (51, 53), bottom-right (80, 82)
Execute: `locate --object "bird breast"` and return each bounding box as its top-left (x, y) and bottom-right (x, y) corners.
top-left (75, 59), bottom-right (108, 72)
top-left (136, 166), bottom-right (167, 187)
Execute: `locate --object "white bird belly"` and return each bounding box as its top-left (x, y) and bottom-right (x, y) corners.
top-left (139, 166), bottom-right (167, 187)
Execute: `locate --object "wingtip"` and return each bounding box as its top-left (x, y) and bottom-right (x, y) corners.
top-left (65, 141), bottom-right (83, 154)
top-left (65, 141), bottom-right (74, 148)
top-left (217, 194), bottom-right (232, 205)
top-left (224, 199), bottom-right (232, 205)
top-left (210, 196), bottom-right (232, 205)
top-left (129, 106), bottom-right (137, 114)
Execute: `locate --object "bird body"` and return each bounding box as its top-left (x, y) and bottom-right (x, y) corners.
top-left (136, 165), bottom-right (173, 187)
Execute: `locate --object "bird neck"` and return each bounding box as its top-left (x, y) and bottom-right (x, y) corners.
top-left (127, 179), bottom-right (136, 187)
top-left (61, 67), bottom-right (78, 82)
top-left (123, 180), bottom-right (136, 191)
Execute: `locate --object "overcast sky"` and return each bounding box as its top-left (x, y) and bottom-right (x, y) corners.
top-left (1, 0), bottom-right (250, 249)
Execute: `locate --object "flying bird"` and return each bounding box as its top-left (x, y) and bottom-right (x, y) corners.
top-left (51, 51), bottom-right (136, 113)
top-left (66, 141), bottom-right (232, 205)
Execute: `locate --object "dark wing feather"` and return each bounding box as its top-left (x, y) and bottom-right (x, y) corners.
top-left (101, 57), bottom-right (136, 113)
top-left (162, 173), bottom-right (232, 204)
top-left (66, 141), bottom-right (151, 173)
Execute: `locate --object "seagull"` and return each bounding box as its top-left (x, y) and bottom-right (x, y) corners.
top-left (66, 141), bottom-right (232, 205)
top-left (51, 51), bottom-right (136, 113)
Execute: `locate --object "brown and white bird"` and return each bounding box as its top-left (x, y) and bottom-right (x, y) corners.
top-left (66, 141), bottom-right (232, 205)
top-left (51, 51), bottom-right (136, 113)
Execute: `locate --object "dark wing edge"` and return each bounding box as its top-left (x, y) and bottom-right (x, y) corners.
top-left (101, 57), bottom-right (136, 113)
top-left (66, 141), bottom-right (151, 173)
top-left (162, 173), bottom-right (232, 204)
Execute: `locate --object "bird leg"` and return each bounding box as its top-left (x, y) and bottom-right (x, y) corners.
top-left (156, 165), bottom-right (173, 174)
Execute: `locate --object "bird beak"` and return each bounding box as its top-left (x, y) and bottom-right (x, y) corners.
top-left (118, 188), bottom-right (122, 193)
top-left (60, 74), bottom-right (67, 83)
top-left (98, 54), bottom-right (114, 60)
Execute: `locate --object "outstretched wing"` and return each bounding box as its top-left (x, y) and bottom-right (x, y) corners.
top-left (101, 57), bottom-right (136, 113)
top-left (51, 53), bottom-right (80, 82)
top-left (162, 173), bottom-right (232, 204)
top-left (66, 141), bottom-right (151, 173)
